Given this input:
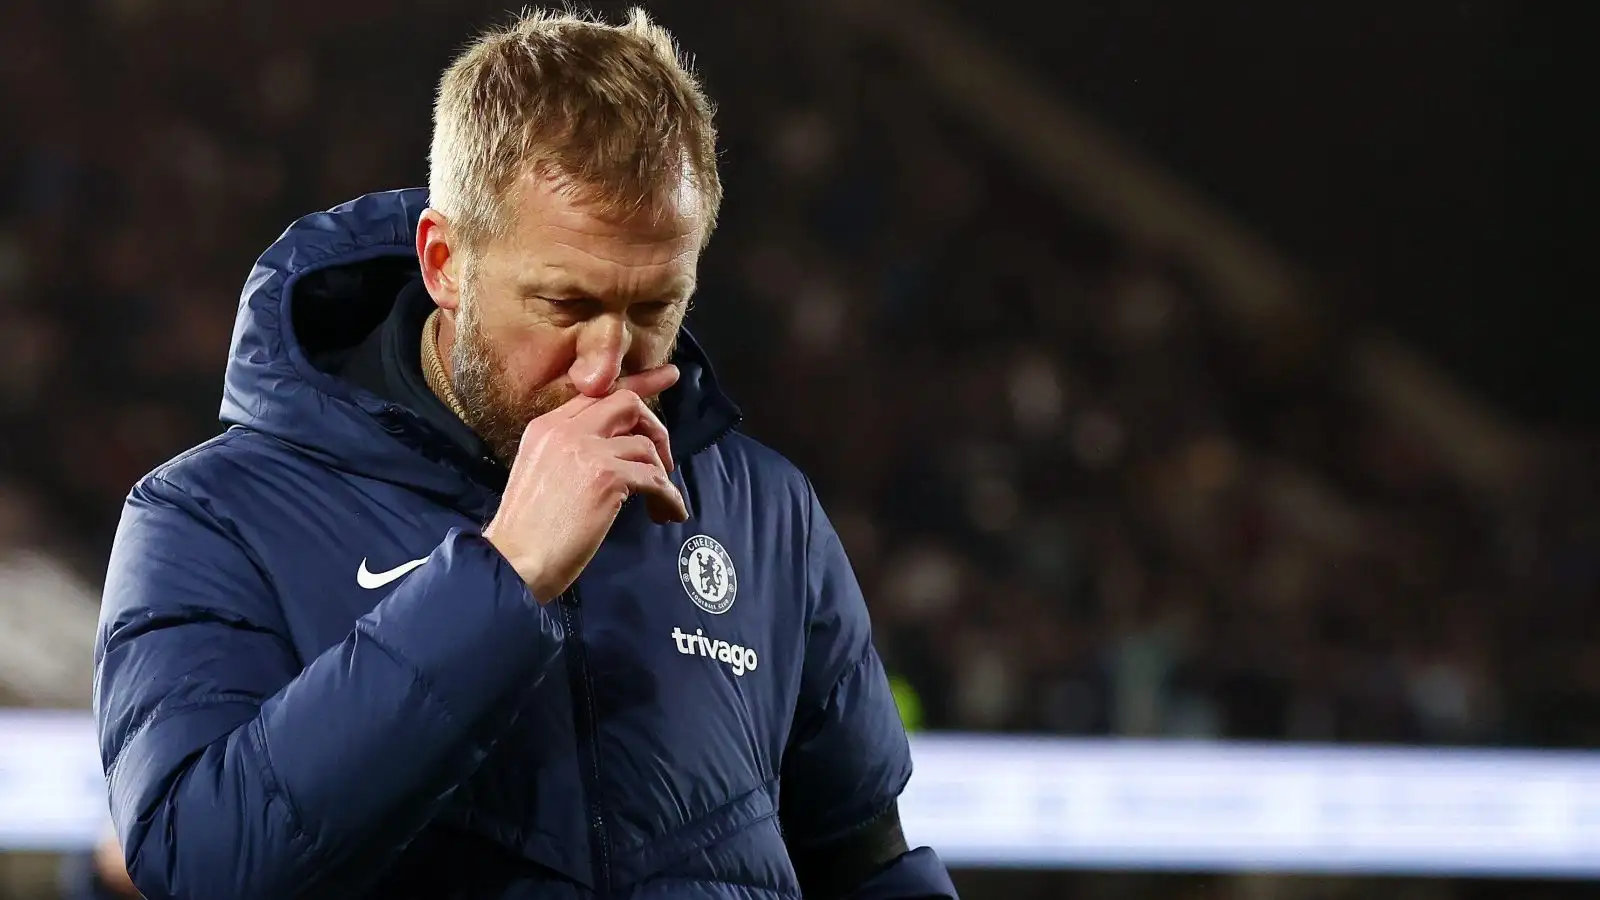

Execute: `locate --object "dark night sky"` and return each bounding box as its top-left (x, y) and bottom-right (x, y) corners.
top-left (946, 0), bottom-right (1599, 429)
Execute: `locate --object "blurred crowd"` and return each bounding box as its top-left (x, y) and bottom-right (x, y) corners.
top-left (4, 0), bottom-right (1599, 754)
top-left (706, 16), bottom-right (1600, 749)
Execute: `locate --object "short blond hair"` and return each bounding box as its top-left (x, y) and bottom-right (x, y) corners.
top-left (429, 7), bottom-right (721, 251)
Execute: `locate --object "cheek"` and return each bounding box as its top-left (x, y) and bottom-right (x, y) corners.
top-left (491, 323), bottom-right (575, 389)
top-left (631, 320), bottom-right (681, 364)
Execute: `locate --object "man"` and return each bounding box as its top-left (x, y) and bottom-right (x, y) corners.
top-left (94, 8), bottom-right (957, 900)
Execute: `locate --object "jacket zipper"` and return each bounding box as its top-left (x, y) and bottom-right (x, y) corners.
top-left (557, 410), bottom-right (742, 896)
top-left (559, 584), bottom-right (612, 896)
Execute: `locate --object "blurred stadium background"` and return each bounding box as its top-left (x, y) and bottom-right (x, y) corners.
top-left (2, 0), bottom-right (1597, 897)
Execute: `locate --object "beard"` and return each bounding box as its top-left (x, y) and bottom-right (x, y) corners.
top-left (450, 288), bottom-right (673, 466)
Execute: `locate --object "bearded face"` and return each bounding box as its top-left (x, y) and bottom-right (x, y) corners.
top-left (450, 273), bottom-right (676, 464)
top-left (417, 171), bottom-right (703, 466)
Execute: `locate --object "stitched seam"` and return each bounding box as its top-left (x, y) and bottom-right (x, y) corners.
top-left (801, 476), bottom-right (818, 621)
top-left (789, 795), bottom-right (900, 854)
top-left (612, 779), bottom-right (778, 857)
top-left (141, 471), bottom-right (290, 637)
top-left (351, 618), bottom-right (471, 739)
top-left (816, 650), bottom-right (875, 727)
top-left (145, 427), bottom-right (251, 482)
top-left (286, 625), bottom-right (474, 864)
top-left (247, 715), bottom-right (311, 844)
top-left (642, 875), bottom-right (799, 898)
top-left (105, 693), bottom-right (262, 785)
top-left (109, 694), bottom-right (319, 881)
top-left (783, 643), bottom-right (878, 763)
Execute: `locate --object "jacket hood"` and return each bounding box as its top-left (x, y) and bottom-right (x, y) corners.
top-left (221, 188), bottom-right (741, 511)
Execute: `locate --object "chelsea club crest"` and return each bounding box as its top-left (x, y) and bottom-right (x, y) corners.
top-left (678, 534), bottom-right (737, 614)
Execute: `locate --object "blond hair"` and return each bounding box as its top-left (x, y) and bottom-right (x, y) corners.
top-left (429, 7), bottom-right (721, 251)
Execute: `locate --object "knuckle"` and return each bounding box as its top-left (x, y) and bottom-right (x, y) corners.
top-left (591, 463), bottom-right (621, 492)
top-left (524, 413), bottom-right (556, 437)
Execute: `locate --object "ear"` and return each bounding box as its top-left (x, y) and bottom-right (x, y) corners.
top-left (416, 208), bottom-right (462, 313)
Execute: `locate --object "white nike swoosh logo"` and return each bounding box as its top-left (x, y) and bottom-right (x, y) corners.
top-left (356, 556), bottom-right (431, 590)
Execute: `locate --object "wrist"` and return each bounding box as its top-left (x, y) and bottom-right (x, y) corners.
top-left (482, 528), bottom-right (559, 604)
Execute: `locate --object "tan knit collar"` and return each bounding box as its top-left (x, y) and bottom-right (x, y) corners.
top-left (420, 308), bottom-right (470, 423)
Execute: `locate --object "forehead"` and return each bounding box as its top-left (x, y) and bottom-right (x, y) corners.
top-left (486, 172), bottom-right (703, 289)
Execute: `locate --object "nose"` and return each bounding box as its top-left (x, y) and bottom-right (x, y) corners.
top-left (568, 315), bottom-right (630, 398)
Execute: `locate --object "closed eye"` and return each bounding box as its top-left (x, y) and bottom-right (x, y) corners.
top-left (538, 296), bottom-right (599, 320)
top-left (534, 295), bottom-right (682, 325)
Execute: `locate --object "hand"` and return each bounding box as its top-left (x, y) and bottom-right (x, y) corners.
top-left (93, 833), bottom-right (139, 897)
top-left (484, 365), bottom-right (688, 603)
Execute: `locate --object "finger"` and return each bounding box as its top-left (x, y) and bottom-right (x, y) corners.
top-left (613, 364), bottom-right (679, 400)
top-left (645, 491), bottom-right (686, 525)
top-left (541, 390), bottom-right (608, 423)
top-left (530, 364), bottom-right (679, 425)
top-left (580, 391), bottom-right (675, 473)
top-left (613, 459), bottom-right (689, 523)
top-left (609, 433), bottom-right (667, 473)
top-left (609, 437), bottom-right (684, 524)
